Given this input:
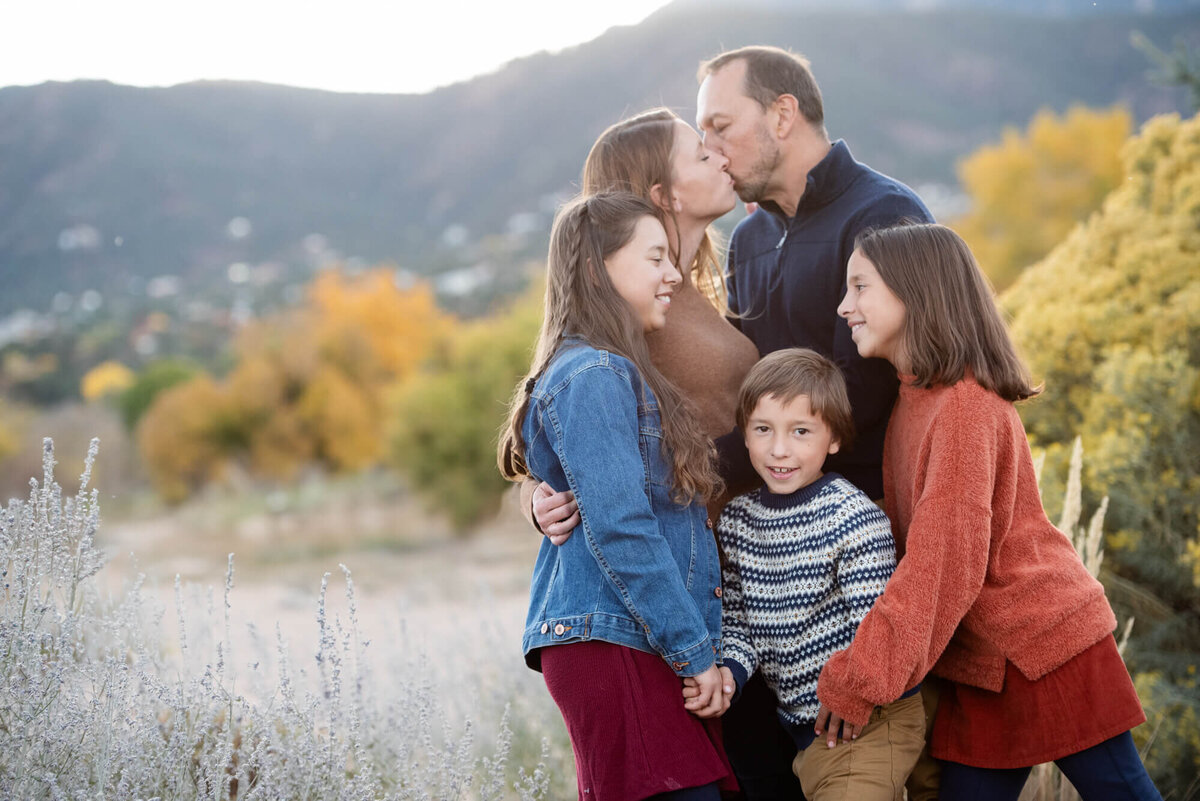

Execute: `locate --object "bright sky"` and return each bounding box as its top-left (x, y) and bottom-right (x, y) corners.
top-left (3, 1), bottom-right (674, 95)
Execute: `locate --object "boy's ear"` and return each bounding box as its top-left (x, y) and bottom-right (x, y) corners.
top-left (827, 438), bottom-right (841, 456)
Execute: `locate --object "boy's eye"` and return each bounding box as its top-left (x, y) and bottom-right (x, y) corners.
top-left (794, 428), bottom-right (809, 436)
top-left (753, 425), bottom-right (770, 434)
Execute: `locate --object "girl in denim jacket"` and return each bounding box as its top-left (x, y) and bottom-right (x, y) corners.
top-left (499, 191), bottom-right (735, 800)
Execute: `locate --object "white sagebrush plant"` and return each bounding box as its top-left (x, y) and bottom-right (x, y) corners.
top-left (0, 439), bottom-right (554, 800)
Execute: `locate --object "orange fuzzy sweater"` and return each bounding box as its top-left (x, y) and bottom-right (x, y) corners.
top-left (816, 375), bottom-right (1116, 726)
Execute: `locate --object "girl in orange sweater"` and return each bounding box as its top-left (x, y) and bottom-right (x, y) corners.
top-left (822, 223), bottom-right (1160, 800)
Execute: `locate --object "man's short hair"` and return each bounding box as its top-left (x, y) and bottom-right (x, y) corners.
top-left (736, 348), bottom-right (855, 448)
top-left (698, 45), bottom-right (825, 129)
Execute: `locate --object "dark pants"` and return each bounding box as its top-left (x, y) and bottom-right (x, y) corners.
top-left (653, 783), bottom-right (721, 800)
top-left (721, 671), bottom-right (804, 800)
top-left (938, 731), bottom-right (1161, 801)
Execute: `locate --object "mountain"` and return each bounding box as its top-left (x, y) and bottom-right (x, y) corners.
top-left (1, 3), bottom-right (1197, 318)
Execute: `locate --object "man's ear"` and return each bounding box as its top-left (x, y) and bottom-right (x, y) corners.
top-left (773, 93), bottom-right (801, 138)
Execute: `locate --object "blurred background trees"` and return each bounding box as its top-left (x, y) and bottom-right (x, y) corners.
top-left (388, 283), bottom-right (542, 530)
top-left (951, 105), bottom-right (1131, 290)
top-left (134, 269), bottom-right (449, 501)
top-left (1000, 110), bottom-right (1200, 788)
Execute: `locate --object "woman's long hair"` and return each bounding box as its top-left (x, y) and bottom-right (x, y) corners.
top-left (855, 223), bottom-right (1039, 402)
top-left (497, 192), bottom-right (721, 502)
top-left (582, 108), bottom-right (729, 310)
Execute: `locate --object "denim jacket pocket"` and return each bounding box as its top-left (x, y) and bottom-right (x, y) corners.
top-left (638, 402), bottom-right (672, 490)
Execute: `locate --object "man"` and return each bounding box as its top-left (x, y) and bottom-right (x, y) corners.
top-left (694, 46), bottom-right (934, 801)
top-left (697, 46), bottom-right (931, 502)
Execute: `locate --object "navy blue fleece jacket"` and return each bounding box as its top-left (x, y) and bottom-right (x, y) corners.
top-left (721, 140), bottom-right (932, 499)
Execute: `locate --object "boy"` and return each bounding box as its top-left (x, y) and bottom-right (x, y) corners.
top-left (694, 348), bottom-right (924, 800)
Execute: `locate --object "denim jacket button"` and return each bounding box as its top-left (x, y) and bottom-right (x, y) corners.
top-left (714, 587), bottom-right (722, 598)
top-left (540, 623), bottom-right (549, 634)
top-left (554, 623), bottom-right (566, 636)
top-left (705, 517), bottom-right (714, 529)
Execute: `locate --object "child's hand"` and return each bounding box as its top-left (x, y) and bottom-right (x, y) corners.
top-left (814, 703), bottom-right (863, 748)
top-left (682, 665), bottom-right (734, 718)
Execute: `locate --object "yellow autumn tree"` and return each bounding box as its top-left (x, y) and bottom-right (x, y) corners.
top-left (137, 267), bottom-right (450, 499)
top-left (81, 361), bottom-right (136, 401)
top-left (225, 320), bottom-right (319, 479)
top-left (953, 105), bottom-right (1131, 290)
top-left (1002, 112), bottom-right (1200, 790)
top-left (137, 375), bottom-right (232, 502)
top-left (309, 268), bottom-right (449, 384)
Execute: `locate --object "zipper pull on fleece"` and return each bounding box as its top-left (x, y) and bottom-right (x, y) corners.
top-left (776, 230), bottom-right (788, 249)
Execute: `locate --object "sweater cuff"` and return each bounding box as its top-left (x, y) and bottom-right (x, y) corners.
top-left (722, 658), bottom-right (750, 703)
top-left (816, 667), bottom-right (876, 728)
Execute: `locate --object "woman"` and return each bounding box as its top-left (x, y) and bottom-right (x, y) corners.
top-left (526, 108), bottom-right (760, 534)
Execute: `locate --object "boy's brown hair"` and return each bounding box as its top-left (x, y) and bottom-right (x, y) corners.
top-left (736, 348), bottom-right (855, 448)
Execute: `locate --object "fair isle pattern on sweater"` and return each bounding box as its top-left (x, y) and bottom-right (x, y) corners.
top-left (718, 473), bottom-right (896, 726)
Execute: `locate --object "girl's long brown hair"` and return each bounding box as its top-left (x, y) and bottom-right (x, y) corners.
top-left (855, 223), bottom-right (1040, 402)
top-left (497, 192), bottom-right (721, 502)
top-left (582, 108), bottom-right (729, 310)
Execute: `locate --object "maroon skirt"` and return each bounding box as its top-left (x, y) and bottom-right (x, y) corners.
top-left (931, 635), bottom-right (1147, 769)
top-left (540, 640), bottom-right (736, 800)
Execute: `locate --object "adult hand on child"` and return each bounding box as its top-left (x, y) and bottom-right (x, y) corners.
top-left (532, 482), bottom-right (579, 545)
top-left (682, 665), bottom-right (734, 718)
top-left (814, 703), bottom-right (863, 748)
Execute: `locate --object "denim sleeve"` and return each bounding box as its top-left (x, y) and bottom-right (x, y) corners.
top-left (546, 363), bottom-right (715, 676)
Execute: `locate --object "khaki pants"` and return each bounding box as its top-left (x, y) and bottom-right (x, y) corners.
top-left (905, 678), bottom-right (943, 801)
top-left (792, 692), bottom-right (925, 801)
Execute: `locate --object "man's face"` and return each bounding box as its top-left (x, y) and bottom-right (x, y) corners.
top-left (696, 59), bottom-right (781, 204)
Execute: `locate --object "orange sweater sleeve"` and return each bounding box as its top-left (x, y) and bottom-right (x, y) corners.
top-left (816, 387), bottom-right (1004, 725)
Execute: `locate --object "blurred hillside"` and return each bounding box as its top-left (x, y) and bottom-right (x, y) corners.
top-left (1, 2), bottom-right (1198, 325)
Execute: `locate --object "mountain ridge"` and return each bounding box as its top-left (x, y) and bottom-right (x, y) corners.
top-left (1, 5), bottom-right (1197, 317)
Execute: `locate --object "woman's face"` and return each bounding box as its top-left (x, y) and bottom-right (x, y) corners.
top-left (666, 120), bottom-right (737, 223)
top-left (605, 215), bottom-right (681, 333)
top-left (838, 249), bottom-right (908, 369)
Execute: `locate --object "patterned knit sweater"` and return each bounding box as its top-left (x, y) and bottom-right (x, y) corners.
top-left (717, 473), bottom-right (896, 727)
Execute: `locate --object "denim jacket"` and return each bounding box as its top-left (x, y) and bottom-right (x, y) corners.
top-left (521, 342), bottom-right (722, 678)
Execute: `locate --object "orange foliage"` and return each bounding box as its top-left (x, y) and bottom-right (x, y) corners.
top-left (137, 268), bottom-right (451, 500)
top-left (308, 269), bottom-right (448, 383)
